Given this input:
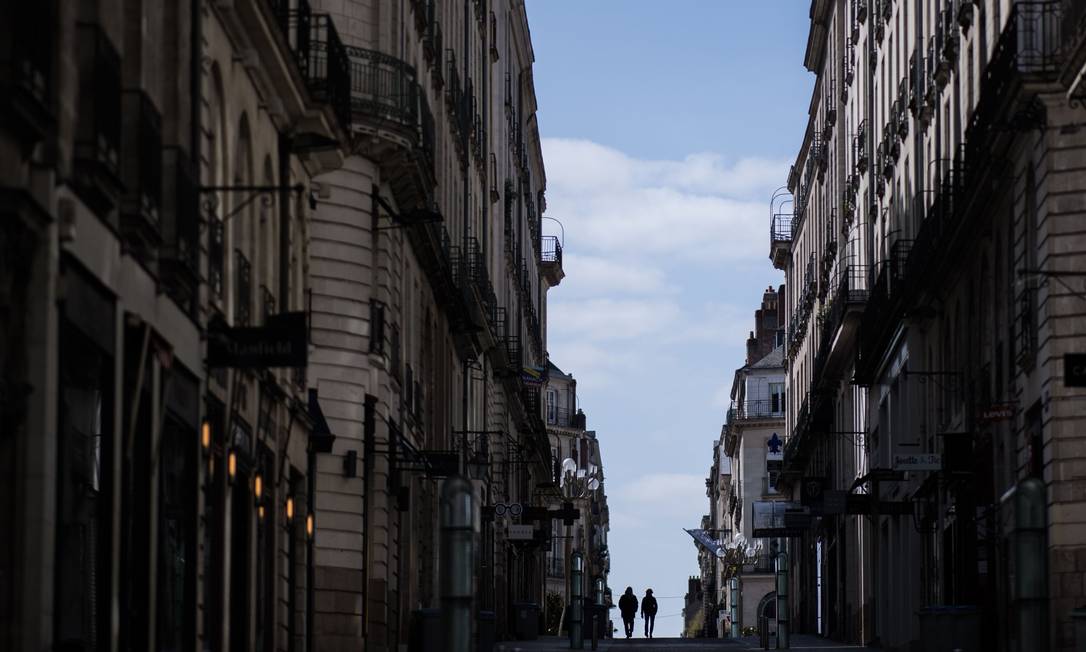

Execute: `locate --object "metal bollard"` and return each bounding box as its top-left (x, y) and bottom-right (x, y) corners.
top-left (441, 476), bottom-right (474, 652)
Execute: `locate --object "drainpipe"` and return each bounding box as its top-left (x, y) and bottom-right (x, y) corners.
top-left (569, 551), bottom-right (583, 649)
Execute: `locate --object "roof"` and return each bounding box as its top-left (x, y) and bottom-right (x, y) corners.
top-left (749, 345), bottom-right (785, 370)
top-left (548, 359), bottom-right (572, 380)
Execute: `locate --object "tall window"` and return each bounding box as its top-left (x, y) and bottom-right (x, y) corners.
top-left (546, 389), bottom-right (557, 424)
top-left (769, 382), bottom-right (785, 414)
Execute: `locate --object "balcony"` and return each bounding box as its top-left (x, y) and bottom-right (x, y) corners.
top-left (540, 235), bottom-right (564, 286)
top-left (346, 46), bottom-right (436, 205)
top-left (546, 406), bottom-right (586, 429)
top-left (769, 202), bottom-right (793, 270)
top-left (1, 2), bottom-right (56, 150)
top-left (160, 148), bottom-right (201, 316)
top-left (422, 0), bottom-right (443, 88)
top-left (297, 15), bottom-right (351, 131)
top-left (817, 264), bottom-right (868, 381)
top-left (72, 23), bottom-right (123, 217)
top-left (120, 90), bottom-right (163, 265)
top-left (730, 399), bottom-right (785, 422)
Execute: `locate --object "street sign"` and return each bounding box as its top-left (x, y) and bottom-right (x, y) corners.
top-left (893, 453), bottom-right (942, 471)
top-left (507, 524), bottom-right (535, 540)
top-left (208, 312), bottom-right (308, 368)
top-left (1066, 353), bottom-right (1086, 387)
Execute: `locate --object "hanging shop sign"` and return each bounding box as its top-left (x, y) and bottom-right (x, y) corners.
top-left (521, 365), bottom-right (546, 385)
top-left (751, 501), bottom-right (809, 538)
top-left (892, 453), bottom-right (943, 471)
top-left (978, 403), bottom-right (1017, 423)
top-left (507, 524), bottom-right (535, 540)
top-left (208, 312), bottom-right (307, 368)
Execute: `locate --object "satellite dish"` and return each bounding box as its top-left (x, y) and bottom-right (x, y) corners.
top-left (587, 478), bottom-right (600, 491)
top-left (561, 458), bottom-right (578, 475)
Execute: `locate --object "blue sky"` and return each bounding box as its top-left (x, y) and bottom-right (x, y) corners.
top-left (528, 1), bottom-right (813, 636)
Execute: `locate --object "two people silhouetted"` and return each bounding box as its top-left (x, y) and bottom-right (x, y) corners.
top-left (641, 588), bottom-right (658, 638)
top-left (617, 586), bottom-right (658, 638)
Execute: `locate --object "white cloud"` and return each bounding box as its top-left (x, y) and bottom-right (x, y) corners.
top-left (541, 138), bottom-right (788, 263)
top-left (559, 254), bottom-right (673, 297)
top-left (548, 297), bottom-right (680, 342)
top-left (618, 472), bottom-right (707, 507)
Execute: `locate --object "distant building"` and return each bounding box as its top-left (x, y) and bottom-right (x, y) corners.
top-left (708, 286), bottom-right (788, 636)
top-left (544, 360), bottom-right (610, 630)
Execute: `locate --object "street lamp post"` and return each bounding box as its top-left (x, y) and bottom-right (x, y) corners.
top-left (570, 551), bottom-right (584, 649)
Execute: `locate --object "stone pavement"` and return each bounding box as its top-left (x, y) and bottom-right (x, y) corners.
top-left (495, 634), bottom-right (883, 651)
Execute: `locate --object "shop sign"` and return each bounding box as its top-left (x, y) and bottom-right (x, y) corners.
top-left (208, 312), bottom-right (307, 368)
top-left (507, 524), bottom-right (535, 540)
top-left (978, 403), bottom-right (1017, 423)
top-left (751, 501), bottom-right (808, 538)
top-left (892, 453), bottom-right (942, 471)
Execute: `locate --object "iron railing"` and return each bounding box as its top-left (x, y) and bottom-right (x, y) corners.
top-left (771, 210), bottom-right (793, 243)
top-left (74, 23), bottom-right (122, 182)
top-left (121, 90), bottom-right (163, 232)
top-left (209, 218), bottom-right (225, 299)
top-left (730, 399), bottom-right (786, 420)
top-left (234, 250), bottom-right (252, 326)
top-left (541, 235), bottom-right (562, 266)
top-left (5, 2), bottom-right (55, 114)
top-left (161, 148), bottom-right (201, 314)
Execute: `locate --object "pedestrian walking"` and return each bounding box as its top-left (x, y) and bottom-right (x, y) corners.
top-left (618, 587), bottom-right (638, 638)
top-left (641, 588), bottom-right (658, 638)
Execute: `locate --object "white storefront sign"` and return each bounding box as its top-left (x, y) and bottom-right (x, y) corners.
top-left (507, 524), bottom-right (535, 540)
top-left (892, 453), bottom-right (942, 471)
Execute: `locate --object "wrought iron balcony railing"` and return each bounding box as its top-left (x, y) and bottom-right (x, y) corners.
top-left (541, 235), bottom-right (562, 266)
top-left (771, 210), bottom-right (793, 243)
top-left (234, 250), bottom-right (252, 327)
top-left (120, 90), bottom-right (163, 260)
top-left (209, 218), bottom-right (225, 299)
top-left (160, 148), bottom-right (201, 314)
top-left (730, 399), bottom-right (785, 421)
top-left (302, 15), bottom-right (351, 129)
top-left (3, 1), bottom-right (56, 141)
top-left (73, 23), bottom-right (123, 212)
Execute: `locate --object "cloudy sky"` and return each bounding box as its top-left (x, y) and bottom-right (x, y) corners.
top-left (526, 1), bottom-right (812, 636)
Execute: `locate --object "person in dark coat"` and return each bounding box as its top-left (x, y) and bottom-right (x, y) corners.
top-left (617, 586), bottom-right (639, 638)
top-left (641, 588), bottom-right (658, 638)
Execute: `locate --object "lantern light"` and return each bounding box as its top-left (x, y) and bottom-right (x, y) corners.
top-left (258, 505), bottom-right (265, 520)
top-left (306, 513), bottom-right (315, 539)
top-left (227, 450), bottom-right (237, 481)
top-left (254, 473), bottom-right (263, 500)
top-left (201, 420), bottom-right (211, 450)
top-left (286, 496), bottom-right (295, 522)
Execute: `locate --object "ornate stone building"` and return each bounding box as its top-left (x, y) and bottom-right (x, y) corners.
top-left (775, 1), bottom-right (1086, 650)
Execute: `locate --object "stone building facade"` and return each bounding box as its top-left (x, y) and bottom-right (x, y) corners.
top-left (0, 1), bottom-right (566, 651)
top-left (302, 1), bottom-right (561, 649)
top-left (774, 1), bottom-right (1086, 650)
top-left (1, 0), bottom-right (346, 650)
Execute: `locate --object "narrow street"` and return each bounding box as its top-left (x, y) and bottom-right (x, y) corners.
top-left (496, 634), bottom-right (882, 651)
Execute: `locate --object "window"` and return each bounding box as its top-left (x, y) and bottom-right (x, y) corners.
top-left (546, 389), bottom-right (557, 424)
top-left (769, 382), bottom-right (785, 414)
